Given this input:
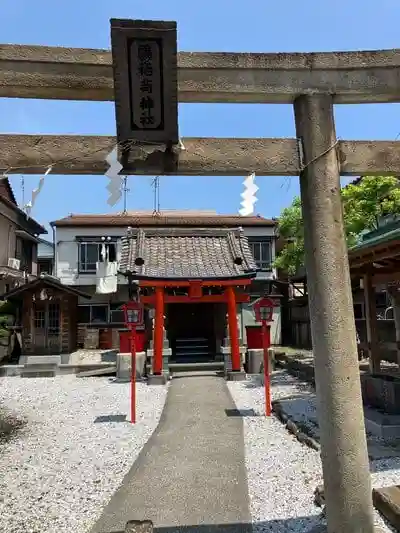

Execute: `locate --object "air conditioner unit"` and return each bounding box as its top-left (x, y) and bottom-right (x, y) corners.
top-left (8, 258), bottom-right (20, 270)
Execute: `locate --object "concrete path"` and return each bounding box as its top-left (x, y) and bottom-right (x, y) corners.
top-left (91, 372), bottom-right (251, 533)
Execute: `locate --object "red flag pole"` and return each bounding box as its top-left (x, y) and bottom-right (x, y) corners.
top-left (262, 320), bottom-right (271, 416)
top-left (130, 326), bottom-right (137, 424)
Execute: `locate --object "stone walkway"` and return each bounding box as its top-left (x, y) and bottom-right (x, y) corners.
top-left (91, 372), bottom-right (251, 533)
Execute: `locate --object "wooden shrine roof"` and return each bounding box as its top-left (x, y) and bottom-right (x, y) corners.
top-left (119, 227), bottom-right (258, 281)
top-left (0, 274), bottom-right (92, 300)
top-left (349, 221), bottom-right (400, 285)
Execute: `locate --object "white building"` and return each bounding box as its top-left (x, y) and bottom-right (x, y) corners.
top-left (51, 211), bottom-right (281, 354)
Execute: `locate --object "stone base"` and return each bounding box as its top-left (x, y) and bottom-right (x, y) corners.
top-left (146, 348), bottom-right (173, 358)
top-left (76, 366), bottom-right (116, 378)
top-left (223, 337), bottom-right (243, 348)
top-left (146, 348), bottom-right (172, 378)
top-left (227, 371), bottom-right (247, 382)
top-left (364, 406), bottom-right (400, 440)
top-left (222, 346), bottom-right (246, 376)
top-left (221, 345), bottom-right (246, 355)
top-left (147, 374), bottom-right (167, 386)
top-left (21, 363), bottom-right (59, 378)
top-left (246, 349), bottom-right (264, 374)
top-left (149, 339), bottom-right (170, 350)
top-left (373, 485), bottom-right (400, 531)
top-left (0, 365), bottom-right (24, 377)
top-left (19, 355), bottom-right (61, 365)
top-left (116, 352), bottom-right (146, 381)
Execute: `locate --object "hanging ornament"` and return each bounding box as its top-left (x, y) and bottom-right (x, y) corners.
top-left (105, 147), bottom-right (124, 207)
top-left (24, 166), bottom-right (52, 215)
top-left (239, 172), bottom-right (258, 216)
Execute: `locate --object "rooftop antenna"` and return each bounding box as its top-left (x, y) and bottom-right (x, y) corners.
top-left (151, 176), bottom-right (160, 215)
top-left (21, 175), bottom-right (26, 211)
top-left (122, 176), bottom-right (129, 214)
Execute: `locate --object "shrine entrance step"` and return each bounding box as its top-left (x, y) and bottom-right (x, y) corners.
top-left (172, 336), bottom-right (213, 363)
top-left (145, 361), bottom-right (224, 373)
top-left (169, 361), bottom-right (224, 373)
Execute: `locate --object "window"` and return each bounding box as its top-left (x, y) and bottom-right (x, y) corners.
top-left (48, 303), bottom-right (60, 334)
top-left (77, 304), bottom-right (109, 324)
top-left (248, 238), bottom-right (272, 271)
top-left (91, 305), bottom-right (108, 323)
top-left (15, 237), bottom-right (33, 273)
top-left (78, 241), bottom-right (117, 273)
top-left (77, 304), bottom-right (127, 324)
top-left (34, 308), bottom-right (45, 329)
top-left (38, 259), bottom-right (53, 276)
top-left (110, 303), bottom-right (125, 324)
top-left (78, 243), bottom-right (100, 273)
top-left (354, 303), bottom-right (364, 319)
top-left (77, 305), bottom-right (91, 323)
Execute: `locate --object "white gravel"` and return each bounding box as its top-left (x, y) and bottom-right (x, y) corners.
top-left (0, 375), bottom-right (168, 533)
top-left (228, 370), bottom-right (397, 533)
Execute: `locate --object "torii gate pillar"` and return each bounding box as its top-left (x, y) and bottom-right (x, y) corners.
top-left (294, 95), bottom-right (374, 533)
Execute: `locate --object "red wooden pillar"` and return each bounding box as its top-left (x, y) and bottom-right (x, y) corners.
top-left (226, 285), bottom-right (241, 372)
top-left (153, 286), bottom-right (164, 375)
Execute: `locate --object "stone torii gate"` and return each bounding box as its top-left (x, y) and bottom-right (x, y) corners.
top-left (1, 38), bottom-right (400, 533)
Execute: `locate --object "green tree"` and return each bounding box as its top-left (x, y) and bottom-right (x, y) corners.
top-left (274, 176), bottom-right (400, 276)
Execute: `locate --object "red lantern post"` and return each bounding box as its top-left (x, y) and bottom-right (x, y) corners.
top-left (122, 300), bottom-right (144, 424)
top-left (253, 297), bottom-right (274, 416)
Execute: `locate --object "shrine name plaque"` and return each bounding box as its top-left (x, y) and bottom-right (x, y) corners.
top-left (110, 18), bottom-right (179, 146)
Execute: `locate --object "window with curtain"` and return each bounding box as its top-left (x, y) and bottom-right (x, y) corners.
top-left (78, 241), bottom-right (117, 273)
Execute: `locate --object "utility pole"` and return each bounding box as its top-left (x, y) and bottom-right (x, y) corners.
top-left (294, 95), bottom-right (374, 533)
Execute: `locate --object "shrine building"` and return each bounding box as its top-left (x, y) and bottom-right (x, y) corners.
top-left (118, 226), bottom-right (260, 375)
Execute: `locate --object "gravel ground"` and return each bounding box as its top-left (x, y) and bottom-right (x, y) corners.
top-left (227, 370), bottom-right (396, 533)
top-left (0, 375), bottom-right (168, 533)
top-left (272, 371), bottom-right (400, 484)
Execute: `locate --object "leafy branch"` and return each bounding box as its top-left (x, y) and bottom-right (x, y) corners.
top-left (274, 176), bottom-right (400, 276)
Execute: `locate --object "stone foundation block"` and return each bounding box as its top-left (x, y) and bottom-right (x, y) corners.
top-left (116, 352), bottom-right (146, 381)
top-left (246, 349), bottom-right (264, 374)
top-left (223, 337), bottom-right (243, 348)
top-left (146, 348), bottom-right (171, 377)
top-left (21, 363), bottom-right (59, 378)
top-left (223, 346), bottom-right (246, 375)
top-left (147, 374), bottom-right (167, 386)
top-left (227, 371), bottom-right (247, 382)
top-left (149, 339), bottom-right (170, 350)
top-left (19, 355), bottom-right (61, 365)
top-left (221, 345), bottom-right (246, 355)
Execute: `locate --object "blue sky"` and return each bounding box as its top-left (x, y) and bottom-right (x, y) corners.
top-left (1, 0), bottom-right (399, 234)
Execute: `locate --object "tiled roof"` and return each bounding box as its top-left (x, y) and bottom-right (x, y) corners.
top-left (51, 212), bottom-right (276, 228)
top-left (119, 227), bottom-right (258, 280)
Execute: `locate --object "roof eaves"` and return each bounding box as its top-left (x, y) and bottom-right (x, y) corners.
top-left (1, 275), bottom-right (92, 300)
top-left (349, 227), bottom-right (400, 255)
top-left (121, 273), bottom-right (257, 282)
top-left (0, 195), bottom-right (47, 235)
top-left (50, 215), bottom-right (277, 228)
